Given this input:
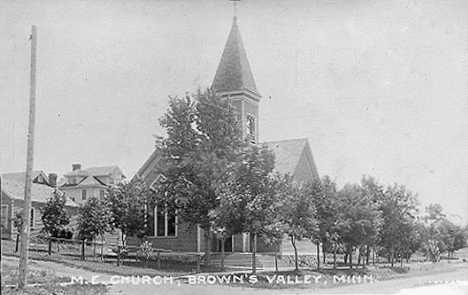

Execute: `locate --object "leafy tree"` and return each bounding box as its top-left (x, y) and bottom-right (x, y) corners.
top-left (156, 89), bottom-right (244, 265)
top-left (314, 176), bottom-right (342, 269)
top-left (378, 184), bottom-right (419, 266)
top-left (11, 211), bottom-right (23, 252)
top-left (276, 175), bottom-right (318, 272)
top-left (105, 179), bottom-right (154, 244)
top-left (210, 143), bottom-right (276, 272)
top-left (77, 196), bottom-right (112, 241)
top-left (337, 183), bottom-right (382, 269)
top-left (40, 190), bottom-right (70, 238)
top-left (425, 203), bottom-right (445, 220)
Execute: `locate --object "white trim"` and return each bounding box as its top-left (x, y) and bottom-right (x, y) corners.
top-left (242, 232), bottom-right (248, 252)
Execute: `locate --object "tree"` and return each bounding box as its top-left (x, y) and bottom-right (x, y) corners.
top-left (11, 211), bottom-right (23, 252)
top-left (425, 203), bottom-right (445, 220)
top-left (314, 176), bottom-right (342, 269)
top-left (105, 179), bottom-right (154, 244)
top-left (337, 183), bottom-right (382, 269)
top-left (156, 89), bottom-right (244, 265)
top-left (277, 175), bottom-right (318, 272)
top-left (40, 190), bottom-right (70, 238)
top-left (77, 196), bottom-right (112, 241)
top-left (378, 184), bottom-right (419, 266)
top-left (210, 143), bottom-right (276, 273)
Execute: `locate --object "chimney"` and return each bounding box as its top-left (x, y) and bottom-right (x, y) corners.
top-left (72, 164), bottom-right (81, 171)
top-left (48, 173), bottom-right (57, 187)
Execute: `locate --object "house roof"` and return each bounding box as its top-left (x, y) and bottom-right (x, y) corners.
top-left (63, 165), bottom-right (125, 178)
top-left (1, 179), bottom-right (77, 207)
top-left (85, 165), bottom-right (122, 177)
top-left (211, 16), bottom-right (260, 97)
top-left (2, 170), bottom-right (49, 183)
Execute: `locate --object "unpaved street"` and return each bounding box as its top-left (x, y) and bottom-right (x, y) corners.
top-left (3, 256), bottom-right (467, 294)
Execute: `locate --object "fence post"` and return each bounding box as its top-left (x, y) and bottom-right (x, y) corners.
top-left (117, 245), bottom-right (121, 266)
top-left (157, 251), bottom-right (161, 269)
top-left (81, 239), bottom-right (85, 261)
top-left (197, 255), bottom-right (201, 273)
top-left (48, 238), bottom-right (52, 255)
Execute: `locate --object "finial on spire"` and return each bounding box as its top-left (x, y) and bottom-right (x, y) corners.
top-left (230, 0), bottom-right (241, 18)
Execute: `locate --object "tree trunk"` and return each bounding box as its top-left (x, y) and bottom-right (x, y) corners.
top-left (316, 243), bottom-right (320, 270)
top-left (366, 245), bottom-right (370, 265)
top-left (357, 246), bottom-right (362, 266)
top-left (100, 235), bottom-right (104, 262)
top-left (390, 248), bottom-right (394, 267)
top-left (349, 246), bottom-right (353, 269)
top-left (274, 242), bottom-right (278, 273)
top-left (15, 233), bottom-right (20, 252)
top-left (251, 233), bottom-right (257, 274)
top-left (322, 243), bottom-right (326, 264)
top-left (204, 228), bottom-right (211, 266)
top-left (333, 242), bottom-right (337, 269)
top-left (221, 237), bottom-right (225, 269)
top-left (344, 251), bottom-right (348, 264)
top-left (291, 236), bottom-right (298, 272)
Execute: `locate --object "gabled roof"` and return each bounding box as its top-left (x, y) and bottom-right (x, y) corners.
top-left (85, 165), bottom-right (123, 177)
top-left (1, 179), bottom-right (77, 207)
top-left (2, 170), bottom-right (49, 184)
top-left (264, 138), bottom-right (320, 182)
top-left (211, 16), bottom-right (260, 97)
top-left (63, 169), bottom-right (88, 177)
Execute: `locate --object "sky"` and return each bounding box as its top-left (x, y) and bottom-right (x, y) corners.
top-left (1, 0), bottom-right (467, 225)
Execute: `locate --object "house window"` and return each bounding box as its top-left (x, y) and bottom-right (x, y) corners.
top-left (30, 208), bottom-right (35, 228)
top-left (81, 189), bottom-right (87, 200)
top-left (1, 205), bottom-right (8, 228)
top-left (99, 190), bottom-right (105, 198)
top-left (246, 115), bottom-right (256, 143)
top-left (69, 177), bottom-right (76, 185)
top-left (154, 206), bottom-right (177, 237)
top-left (150, 174), bottom-right (167, 190)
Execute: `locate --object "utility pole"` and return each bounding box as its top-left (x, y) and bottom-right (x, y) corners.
top-left (18, 25), bottom-right (37, 289)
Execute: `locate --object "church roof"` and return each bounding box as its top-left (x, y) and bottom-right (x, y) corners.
top-left (212, 17), bottom-right (260, 97)
top-left (264, 138), bottom-right (320, 182)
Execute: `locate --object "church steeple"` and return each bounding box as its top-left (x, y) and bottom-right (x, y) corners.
top-left (212, 15), bottom-right (260, 144)
top-left (212, 16), bottom-right (261, 100)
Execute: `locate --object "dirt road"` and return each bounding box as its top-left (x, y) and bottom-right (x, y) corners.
top-left (3, 256), bottom-right (467, 294)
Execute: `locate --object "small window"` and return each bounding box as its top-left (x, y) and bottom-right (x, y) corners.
top-left (109, 178), bottom-right (114, 185)
top-left (100, 190), bottom-right (105, 198)
top-left (81, 189), bottom-right (87, 200)
top-left (30, 208), bottom-right (35, 228)
top-left (70, 177), bottom-right (76, 185)
top-left (154, 206), bottom-right (177, 237)
top-left (246, 115), bottom-right (256, 143)
top-left (151, 174), bottom-right (167, 190)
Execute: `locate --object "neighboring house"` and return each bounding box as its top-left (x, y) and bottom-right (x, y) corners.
top-left (134, 16), bottom-right (321, 255)
top-left (1, 171), bottom-right (78, 240)
top-left (59, 164), bottom-right (126, 205)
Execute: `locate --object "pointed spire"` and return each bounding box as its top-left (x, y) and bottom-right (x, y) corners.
top-left (212, 17), bottom-right (260, 98)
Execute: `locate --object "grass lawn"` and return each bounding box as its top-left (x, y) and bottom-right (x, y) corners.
top-left (1, 261), bottom-right (107, 295)
top-left (1, 239), bottom-right (219, 278)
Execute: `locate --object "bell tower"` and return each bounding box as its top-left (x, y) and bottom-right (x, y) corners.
top-left (211, 16), bottom-right (261, 143)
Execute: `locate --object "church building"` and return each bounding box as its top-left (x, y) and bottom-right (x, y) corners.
top-left (136, 16), bottom-right (320, 255)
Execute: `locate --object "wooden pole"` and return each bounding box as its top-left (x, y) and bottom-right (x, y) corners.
top-left (18, 25), bottom-right (37, 289)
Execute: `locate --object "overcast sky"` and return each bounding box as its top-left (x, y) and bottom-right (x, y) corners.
top-left (1, 0), bottom-right (467, 224)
